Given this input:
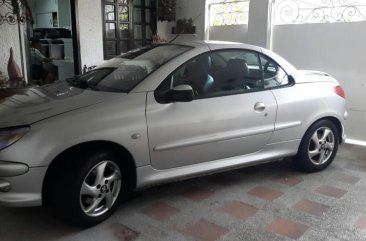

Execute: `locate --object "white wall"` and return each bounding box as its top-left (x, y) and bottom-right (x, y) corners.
top-left (157, 20), bottom-right (175, 42)
top-left (247, 0), bottom-right (271, 48)
top-left (209, 25), bottom-right (248, 42)
top-left (77, 0), bottom-right (104, 68)
top-left (272, 22), bottom-right (366, 141)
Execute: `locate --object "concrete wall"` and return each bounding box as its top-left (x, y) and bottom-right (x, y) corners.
top-left (247, 0), bottom-right (271, 48)
top-left (157, 20), bottom-right (175, 42)
top-left (272, 22), bottom-right (366, 141)
top-left (77, 0), bottom-right (104, 68)
top-left (209, 25), bottom-right (248, 43)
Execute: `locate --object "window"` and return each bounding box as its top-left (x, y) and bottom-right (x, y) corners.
top-left (156, 50), bottom-right (264, 100)
top-left (274, 0), bottom-right (366, 25)
top-left (102, 0), bottom-right (155, 59)
top-left (208, 0), bottom-right (250, 26)
top-left (68, 45), bottom-right (192, 93)
top-left (260, 54), bottom-right (290, 89)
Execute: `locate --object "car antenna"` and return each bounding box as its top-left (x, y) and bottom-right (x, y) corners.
top-left (169, 12), bottom-right (202, 43)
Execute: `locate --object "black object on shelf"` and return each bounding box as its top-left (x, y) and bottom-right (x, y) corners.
top-left (33, 28), bottom-right (72, 39)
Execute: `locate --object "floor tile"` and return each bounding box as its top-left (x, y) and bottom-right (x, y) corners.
top-left (110, 223), bottom-right (139, 241)
top-left (315, 185), bottom-right (347, 199)
top-left (182, 219), bottom-right (228, 241)
top-left (220, 200), bottom-right (258, 220)
top-left (209, 175), bottom-right (240, 186)
top-left (267, 218), bottom-right (309, 240)
top-left (272, 176), bottom-right (303, 186)
top-left (293, 199), bottom-right (329, 217)
top-left (141, 202), bottom-right (180, 221)
top-left (248, 186), bottom-right (284, 201)
top-left (356, 215), bottom-right (366, 230)
top-left (333, 172), bottom-right (361, 184)
top-left (345, 163), bottom-right (366, 173)
top-left (179, 187), bottom-right (214, 202)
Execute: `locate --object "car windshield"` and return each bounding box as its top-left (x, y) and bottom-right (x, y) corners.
top-left (67, 44), bottom-right (192, 93)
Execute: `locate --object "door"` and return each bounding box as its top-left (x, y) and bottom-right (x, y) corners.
top-left (102, 0), bottom-right (155, 59)
top-left (146, 50), bottom-right (278, 170)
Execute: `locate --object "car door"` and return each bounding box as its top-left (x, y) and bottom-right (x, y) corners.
top-left (145, 50), bottom-right (278, 170)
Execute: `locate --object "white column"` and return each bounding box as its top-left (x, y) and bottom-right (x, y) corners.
top-left (247, 0), bottom-right (273, 49)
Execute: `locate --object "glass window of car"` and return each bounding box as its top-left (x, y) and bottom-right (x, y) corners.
top-left (67, 44), bottom-right (192, 93)
top-left (156, 50), bottom-right (264, 101)
top-left (260, 54), bottom-right (290, 89)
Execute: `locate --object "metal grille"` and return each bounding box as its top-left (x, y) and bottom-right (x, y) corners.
top-left (209, 0), bottom-right (250, 26)
top-left (274, 0), bottom-right (366, 25)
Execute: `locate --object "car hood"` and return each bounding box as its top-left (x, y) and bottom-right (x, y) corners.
top-left (0, 81), bottom-right (126, 128)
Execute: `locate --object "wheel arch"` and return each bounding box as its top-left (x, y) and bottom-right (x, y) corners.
top-left (42, 141), bottom-right (137, 207)
top-left (311, 116), bottom-right (343, 144)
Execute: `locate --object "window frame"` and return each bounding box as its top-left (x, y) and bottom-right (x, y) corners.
top-left (102, 0), bottom-right (155, 60)
top-left (258, 53), bottom-right (295, 90)
top-left (208, 0), bottom-right (250, 27)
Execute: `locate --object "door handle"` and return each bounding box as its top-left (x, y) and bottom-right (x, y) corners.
top-left (254, 102), bottom-right (266, 112)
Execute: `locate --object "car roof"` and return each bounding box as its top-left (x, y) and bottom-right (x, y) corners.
top-left (172, 40), bottom-right (262, 51)
top-left (96, 40), bottom-right (297, 79)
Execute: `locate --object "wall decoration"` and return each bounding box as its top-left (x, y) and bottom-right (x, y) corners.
top-left (274, 0), bottom-right (366, 25)
top-left (0, 0), bottom-right (33, 25)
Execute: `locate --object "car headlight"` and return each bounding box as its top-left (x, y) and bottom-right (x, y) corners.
top-left (0, 126), bottom-right (30, 151)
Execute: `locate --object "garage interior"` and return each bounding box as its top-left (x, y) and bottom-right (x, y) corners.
top-left (1, 0), bottom-right (366, 240)
top-left (1, 144), bottom-right (366, 240)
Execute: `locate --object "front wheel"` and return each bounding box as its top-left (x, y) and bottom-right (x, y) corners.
top-left (53, 151), bottom-right (125, 227)
top-left (295, 120), bottom-right (339, 172)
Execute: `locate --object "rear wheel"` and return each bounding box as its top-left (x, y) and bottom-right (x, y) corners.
top-left (295, 120), bottom-right (339, 172)
top-left (53, 150), bottom-right (125, 227)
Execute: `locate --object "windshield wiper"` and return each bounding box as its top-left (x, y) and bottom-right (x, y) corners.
top-left (66, 76), bottom-right (100, 91)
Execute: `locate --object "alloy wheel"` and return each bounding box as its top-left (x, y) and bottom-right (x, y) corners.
top-left (308, 127), bottom-right (335, 165)
top-left (79, 160), bottom-right (122, 217)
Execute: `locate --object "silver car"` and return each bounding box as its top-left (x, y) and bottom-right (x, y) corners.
top-left (0, 41), bottom-right (347, 226)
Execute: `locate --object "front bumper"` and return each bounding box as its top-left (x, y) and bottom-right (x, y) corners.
top-left (0, 165), bottom-right (47, 207)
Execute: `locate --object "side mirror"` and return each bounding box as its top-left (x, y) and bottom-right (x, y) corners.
top-left (166, 84), bottom-right (194, 103)
top-left (288, 75), bottom-right (296, 85)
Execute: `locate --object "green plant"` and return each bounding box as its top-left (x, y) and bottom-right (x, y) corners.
top-left (158, 0), bottom-right (176, 21)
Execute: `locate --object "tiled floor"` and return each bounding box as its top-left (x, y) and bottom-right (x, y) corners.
top-left (1, 144), bottom-right (366, 241)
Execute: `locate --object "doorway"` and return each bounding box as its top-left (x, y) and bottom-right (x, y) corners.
top-left (27, 0), bottom-right (80, 85)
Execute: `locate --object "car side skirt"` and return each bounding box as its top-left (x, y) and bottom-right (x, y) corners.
top-left (136, 139), bottom-right (301, 189)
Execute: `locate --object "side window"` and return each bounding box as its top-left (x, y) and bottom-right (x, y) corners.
top-left (260, 54), bottom-right (290, 89)
top-left (156, 52), bottom-right (215, 99)
top-left (210, 50), bottom-right (264, 95)
top-left (156, 50), bottom-right (265, 101)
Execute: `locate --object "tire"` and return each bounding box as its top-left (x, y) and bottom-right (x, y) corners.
top-left (53, 150), bottom-right (125, 227)
top-left (295, 120), bottom-right (339, 173)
